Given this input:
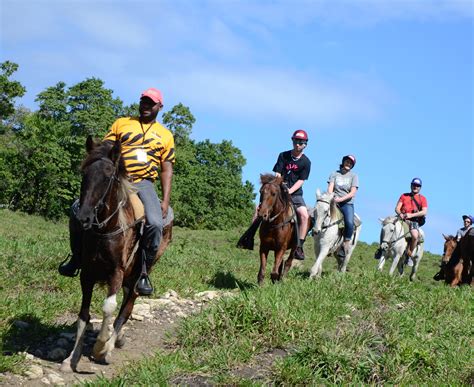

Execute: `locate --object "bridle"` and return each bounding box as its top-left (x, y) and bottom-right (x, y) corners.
top-left (260, 182), bottom-right (295, 229)
top-left (315, 198), bottom-right (342, 230)
top-left (85, 157), bottom-right (126, 230)
top-left (380, 217), bottom-right (408, 249)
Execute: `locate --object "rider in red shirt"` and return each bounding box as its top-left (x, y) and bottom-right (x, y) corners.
top-left (395, 177), bottom-right (428, 266)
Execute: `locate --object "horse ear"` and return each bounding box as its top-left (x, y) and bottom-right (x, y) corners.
top-left (86, 135), bottom-right (96, 152)
top-left (442, 234), bottom-right (449, 241)
top-left (378, 218), bottom-right (384, 223)
top-left (316, 188), bottom-right (321, 198)
top-left (109, 140), bottom-right (122, 166)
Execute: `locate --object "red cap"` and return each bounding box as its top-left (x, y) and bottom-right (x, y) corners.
top-left (141, 88), bottom-right (163, 105)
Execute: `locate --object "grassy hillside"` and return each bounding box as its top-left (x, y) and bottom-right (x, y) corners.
top-left (0, 209), bottom-right (472, 384)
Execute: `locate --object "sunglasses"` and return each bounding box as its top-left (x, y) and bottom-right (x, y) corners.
top-left (293, 140), bottom-right (307, 145)
top-left (411, 184), bottom-right (421, 188)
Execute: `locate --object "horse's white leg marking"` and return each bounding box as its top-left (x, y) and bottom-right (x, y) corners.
top-left (60, 318), bottom-right (87, 372)
top-left (92, 294), bottom-right (117, 362)
top-left (116, 287), bottom-right (130, 348)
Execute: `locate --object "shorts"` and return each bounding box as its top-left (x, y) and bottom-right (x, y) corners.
top-left (407, 220), bottom-right (420, 231)
top-left (291, 195), bottom-right (306, 208)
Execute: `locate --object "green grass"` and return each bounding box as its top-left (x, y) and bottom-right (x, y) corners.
top-left (0, 209), bottom-right (472, 384)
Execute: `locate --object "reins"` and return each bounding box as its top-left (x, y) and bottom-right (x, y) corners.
top-left (381, 218), bottom-right (409, 248)
top-left (261, 182), bottom-right (296, 229)
top-left (85, 157), bottom-right (144, 238)
top-left (316, 198), bottom-right (343, 230)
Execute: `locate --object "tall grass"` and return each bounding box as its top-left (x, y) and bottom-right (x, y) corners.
top-left (1, 209), bottom-right (472, 384)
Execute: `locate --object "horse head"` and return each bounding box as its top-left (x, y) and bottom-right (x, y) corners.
top-left (313, 189), bottom-right (335, 234)
top-left (379, 216), bottom-right (400, 251)
top-left (258, 173), bottom-right (288, 222)
top-left (77, 136), bottom-right (125, 230)
top-left (442, 234), bottom-right (457, 264)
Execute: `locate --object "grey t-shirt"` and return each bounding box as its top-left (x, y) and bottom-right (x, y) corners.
top-left (456, 225), bottom-right (472, 241)
top-left (328, 170), bottom-right (359, 204)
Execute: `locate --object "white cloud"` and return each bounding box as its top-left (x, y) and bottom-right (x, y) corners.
top-left (159, 65), bottom-right (389, 126)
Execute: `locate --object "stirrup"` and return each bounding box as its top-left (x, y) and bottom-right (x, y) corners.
top-left (58, 255), bottom-right (80, 277)
top-left (135, 274), bottom-right (153, 296)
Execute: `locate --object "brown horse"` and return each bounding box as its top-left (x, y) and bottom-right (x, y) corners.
top-left (61, 137), bottom-right (173, 372)
top-left (459, 231), bottom-right (474, 285)
top-left (257, 174), bottom-right (304, 285)
top-left (435, 235), bottom-right (464, 287)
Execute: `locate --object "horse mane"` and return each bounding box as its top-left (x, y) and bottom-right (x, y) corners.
top-left (260, 173), bottom-right (292, 210)
top-left (318, 191), bottom-right (338, 221)
top-left (382, 216), bottom-right (398, 226)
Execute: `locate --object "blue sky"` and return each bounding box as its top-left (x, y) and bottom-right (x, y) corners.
top-left (2, 0), bottom-right (473, 254)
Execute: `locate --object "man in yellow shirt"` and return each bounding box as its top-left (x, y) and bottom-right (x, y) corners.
top-left (59, 88), bottom-right (175, 296)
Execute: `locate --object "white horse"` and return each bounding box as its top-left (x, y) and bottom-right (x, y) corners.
top-left (309, 190), bottom-right (361, 278)
top-left (376, 216), bottom-right (424, 281)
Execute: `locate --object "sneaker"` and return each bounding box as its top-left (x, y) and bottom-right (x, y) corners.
top-left (294, 246), bottom-right (305, 260)
top-left (405, 256), bottom-right (414, 267)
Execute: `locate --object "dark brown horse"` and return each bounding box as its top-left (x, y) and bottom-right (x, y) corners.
top-left (257, 174), bottom-right (302, 285)
top-left (61, 137), bottom-right (173, 372)
top-left (435, 233), bottom-right (473, 287)
top-left (435, 235), bottom-right (463, 287)
top-left (459, 230), bottom-right (474, 285)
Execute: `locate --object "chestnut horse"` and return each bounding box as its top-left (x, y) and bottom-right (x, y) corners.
top-left (438, 232), bottom-right (474, 286)
top-left (61, 137), bottom-right (173, 372)
top-left (434, 235), bottom-right (463, 287)
top-left (257, 174), bottom-right (305, 285)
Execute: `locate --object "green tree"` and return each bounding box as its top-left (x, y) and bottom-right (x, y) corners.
top-left (0, 61), bottom-right (26, 120)
top-left (162, 103), bottom-right (195, 145)
top-left (162, 103), bottom-right (255, 229)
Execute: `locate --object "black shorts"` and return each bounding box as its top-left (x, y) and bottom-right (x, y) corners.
top-left (291, 195), bottom-right (306, 208)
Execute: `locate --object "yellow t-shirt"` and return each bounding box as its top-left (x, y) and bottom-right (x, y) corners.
top-left (104, 117), bottom-right (175, 182)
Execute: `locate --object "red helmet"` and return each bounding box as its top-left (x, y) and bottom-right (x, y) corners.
top-left (342, 154), bottom-right (356, 167)
top-left (291, 129), bottom-right (308, 141)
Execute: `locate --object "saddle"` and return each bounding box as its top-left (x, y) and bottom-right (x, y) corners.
top-left (129, 193), bottom-right (174, 227)
top-left (331, 207), bottom-right (362, 231)
top-left (401, 221), bottom-right (424, 244)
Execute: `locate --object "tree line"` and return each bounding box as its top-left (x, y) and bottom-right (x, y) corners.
top-left (0, 61), bottom-right (255, 229)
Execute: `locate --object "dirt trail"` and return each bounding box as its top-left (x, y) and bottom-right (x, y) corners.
top-left (0, 290), bottom-right (226, 386)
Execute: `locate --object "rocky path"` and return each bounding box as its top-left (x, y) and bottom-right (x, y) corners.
top-left (1, 290), bottom-right (232, 386)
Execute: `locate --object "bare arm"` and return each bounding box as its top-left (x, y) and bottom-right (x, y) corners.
top-left (160, 161), bottom-right (173, 219)
top-left (327, 181), bottom-right (335, 194)
top-left (288, 179), bottom-right (304, 195)
top-left (334, 186), bottom-right (357, 203)
top-left (405, 207), bottom-right (428, 219)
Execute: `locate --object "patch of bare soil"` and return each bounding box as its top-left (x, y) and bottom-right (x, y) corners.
top-left (0, 290), bottom-right (234, 386)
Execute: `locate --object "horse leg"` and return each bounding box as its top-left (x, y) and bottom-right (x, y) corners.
top-left (60, 277), bottom-right (94, 372)
top-left (258, 247), bottom-right (269, 286)
top-left (115, 286), bottom-right (138, 348)
top-left (271, 249), bottom-right (286, 283)
top-left (92, 270), bottom-right (124, 363)
top-left (282, 250), bottom-right (295, 278)
top-left (309, 242), bottom-right (330, 279)
top-left (377, 251), bottom-right (387, 271)
top-left (450, 262), bottom-right (463, 287)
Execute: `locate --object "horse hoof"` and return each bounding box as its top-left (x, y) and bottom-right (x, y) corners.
top-left (59, 361), bottom-right (75, 373)
top-left (115, 337), bottom-right (126, 348)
